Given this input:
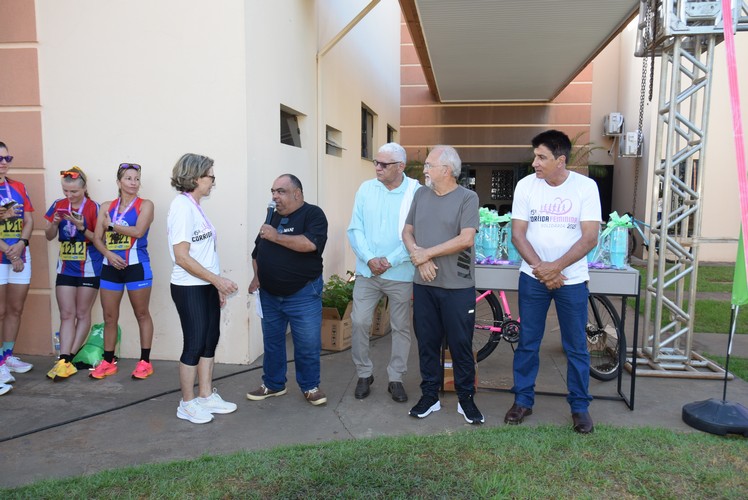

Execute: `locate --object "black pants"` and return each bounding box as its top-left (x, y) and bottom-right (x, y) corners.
top-left (412, 284), bottom-right (476, 398)
top-left (170, 284), bottom-right (220, 365)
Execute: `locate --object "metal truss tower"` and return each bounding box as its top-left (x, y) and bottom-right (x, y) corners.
top-left (633, 0), bottom-right (748, 377)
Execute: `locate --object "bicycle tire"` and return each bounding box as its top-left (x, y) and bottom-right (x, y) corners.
top-left (586, 294), bottom-right (625, 381)
top-left (473, 290), bottom-right (504, 362)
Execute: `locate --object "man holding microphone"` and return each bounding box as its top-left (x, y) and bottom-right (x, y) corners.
top-left (247, 174), bottom-right (329, 406)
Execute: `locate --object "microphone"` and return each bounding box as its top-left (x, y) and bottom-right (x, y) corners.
top-left (265, 201), bottom-right (276, 225)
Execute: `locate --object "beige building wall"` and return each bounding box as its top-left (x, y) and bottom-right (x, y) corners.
top-left (27, 0), bottom-right (401, 363)
top-left (699, 33), bottom-right (748, 261)
top-left (0, 0), bottom-right (52, 356)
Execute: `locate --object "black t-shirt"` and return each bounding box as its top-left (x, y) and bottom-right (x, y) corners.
top-left (252, 202), bottom-right (328, 296)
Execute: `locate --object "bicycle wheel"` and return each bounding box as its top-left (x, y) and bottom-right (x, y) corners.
top-left (586, 294), bottom-right (625, 381)
top-left (473, 290), bottom-right (504, 362)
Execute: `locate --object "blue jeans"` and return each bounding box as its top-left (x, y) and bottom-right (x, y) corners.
top-left (413, 284), bottom-right (476, 399)
top-left (512, 272), bottom-right (592, 412)
top-left (259, 276), bottom-right (323, 392)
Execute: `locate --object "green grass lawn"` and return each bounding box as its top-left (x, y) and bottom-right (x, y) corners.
top-left (702, 353), bottom-right (748, 381)
top-left (633, 264), bottom-right (737, 293)
top-left (630, 264), bottom-right (748, 333)
top-left (4, 425), bottom-right (747, 498)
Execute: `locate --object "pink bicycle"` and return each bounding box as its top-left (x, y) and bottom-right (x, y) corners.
top-left (473, 289), bottom-right (624, 381)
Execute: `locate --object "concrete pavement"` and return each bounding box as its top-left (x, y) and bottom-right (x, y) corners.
top-left (2, 307), bottom-right (748, 489)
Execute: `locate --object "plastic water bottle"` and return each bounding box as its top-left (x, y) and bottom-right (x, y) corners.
top-left (483, 223), bottom-right (499, 260)
top-left (504, 225), bottom-right (521, 263)
top-left (474, 223), bottom-right (486, 260)
top-left (587, 227), bottom-right (602, 264)
top-left (610, 226), bottom-right (628, 269)
top-left (52, 331), bottom-right (60, 357)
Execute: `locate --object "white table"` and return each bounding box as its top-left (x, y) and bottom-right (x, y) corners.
top-left (474, 264), bottom-right (641, 410)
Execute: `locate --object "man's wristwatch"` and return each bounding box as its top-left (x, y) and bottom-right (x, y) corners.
top-left (20, 238), bottom-right (29, 247)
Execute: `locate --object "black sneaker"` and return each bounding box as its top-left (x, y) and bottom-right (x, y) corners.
top-left (458, 394), bottom-right (485, 424)
top-left (409, 394), bottom-right (441, 418)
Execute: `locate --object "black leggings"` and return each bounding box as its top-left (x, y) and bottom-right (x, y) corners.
top-left (170, 283), bottom-right (220, 366)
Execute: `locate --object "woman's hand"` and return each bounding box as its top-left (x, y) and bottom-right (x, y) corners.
top-left (215, 276), bottom-right (238, 297)
top-left (107, 252), bottom-right (127, 270)
top-left (11, 258), bottom-right (24, 273)
top-left (62, 213), bottom-right (85, 232)
top-left (4, 241), bottom-right (24, 262)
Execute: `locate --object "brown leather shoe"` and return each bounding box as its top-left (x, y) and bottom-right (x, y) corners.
top-left (572, 412), bottom-right (594, 434)
top-left (504, 403), bottom-right (532, 424)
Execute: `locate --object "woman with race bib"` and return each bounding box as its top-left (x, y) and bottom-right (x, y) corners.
top-left (91, 163), bottom-right (155, 380)
top-left (0, 141), bottom-right (34, 395)
top-left (44, 167), bottom-right (103, 380)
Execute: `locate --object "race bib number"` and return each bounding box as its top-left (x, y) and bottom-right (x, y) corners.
top-left (60, 241), bottom-right (87, 261)
top-left (106, 230), bottom-right (132, 250)
top-left (0, 218), bottom-right (22, 239)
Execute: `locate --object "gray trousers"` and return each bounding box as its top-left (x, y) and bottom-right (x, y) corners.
top-left (350, 275), bottom-right (412, 382)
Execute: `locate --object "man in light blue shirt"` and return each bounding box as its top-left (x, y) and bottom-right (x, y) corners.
top-left (347, 142), bottom-right (420, 403)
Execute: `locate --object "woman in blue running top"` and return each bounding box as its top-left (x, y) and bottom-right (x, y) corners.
top-left (91, 163), bottom-right (155, 381)
top-left (44, 167), bottom-right (103, 380)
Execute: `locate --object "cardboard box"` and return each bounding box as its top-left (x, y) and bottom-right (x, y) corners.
top-left (442, 348), bottom-right (478, 392)
top-left (321, 302), bottom-right (352, 351)
top-left (370, 297), bottom-right (391, 337)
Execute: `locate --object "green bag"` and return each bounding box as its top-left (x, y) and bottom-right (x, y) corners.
top-left (72, 323), bottom-right (121, 368)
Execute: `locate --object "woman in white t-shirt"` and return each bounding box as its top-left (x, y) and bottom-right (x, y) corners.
top-left (167, 153), bottom-right (238, 425)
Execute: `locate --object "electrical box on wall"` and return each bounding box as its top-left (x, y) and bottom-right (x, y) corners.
top-left (620, 131), bottom-right (642, 157)
top-left (603, 112), bottom-right (624, 136)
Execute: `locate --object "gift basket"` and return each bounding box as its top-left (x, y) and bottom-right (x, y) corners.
top-left (475, 207), bottom-right (521, 265)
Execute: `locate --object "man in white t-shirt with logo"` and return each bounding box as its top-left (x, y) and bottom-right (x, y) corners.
top-left (504, 130), bottom-right (601, 434)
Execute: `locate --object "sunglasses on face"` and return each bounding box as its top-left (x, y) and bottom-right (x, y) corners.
top-left (60, 170), bottom-right (82, 179)
top-left (118, 163), bottom-right (142, 171)
top-left (0, 156), bottom-right (13, 163)
top-left (372, 160), bottom-right (401, 169)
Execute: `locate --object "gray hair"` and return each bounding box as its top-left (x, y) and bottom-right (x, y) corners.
top-left (377, 142), bottom-right (406, 164)
top-left (432, 145), bottom-right (462, 178)
top-left (170, 153), bottom-right (214, 192)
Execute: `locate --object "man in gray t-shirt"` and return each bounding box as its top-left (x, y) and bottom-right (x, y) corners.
top-left (402, 145), bottom-right (483, 424)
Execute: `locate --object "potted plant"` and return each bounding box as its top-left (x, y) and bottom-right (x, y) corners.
top-left (321, 271), bottom-right (355, 318)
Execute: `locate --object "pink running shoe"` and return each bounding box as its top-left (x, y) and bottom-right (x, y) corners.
top-left (131, 360), bottom-right (154, 380)
top-left (90, 359), bottom-right (118, 379)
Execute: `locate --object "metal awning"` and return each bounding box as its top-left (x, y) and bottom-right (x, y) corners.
top-left (400, 0), bottom-right (640, 102)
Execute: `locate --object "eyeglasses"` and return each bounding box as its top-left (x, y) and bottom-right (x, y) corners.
top-left (203, 175), bottom-right (216, 182)
top-left (270, 188), bottom-right (290, 195)
top-left (423, 163), bottom-right (447, 171)
top-left (0, 156), bottom-right (13, 163)
top-left (60, 170), bottom-right (82, 179)
top-left (373, 160), bottom-right (401, 169)
top-left (118, 163), bottom-right (141, 171)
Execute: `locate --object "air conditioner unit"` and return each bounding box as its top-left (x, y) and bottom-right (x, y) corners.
top-left (620, 131), bottom-right (642, 157)
top-left (603, 112), bottom-right (624, 136)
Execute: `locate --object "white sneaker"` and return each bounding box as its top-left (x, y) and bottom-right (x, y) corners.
top-left (0, 364), bottom-right (15, 384)
top-left (0, 382), bottom-right (11, 396)
top-left (176, 398), bottom-right (214, 424)
top-left (5, 355), bottom-right (33, 373)
top-left (198, 388), bottom-right (238, 414)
